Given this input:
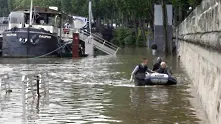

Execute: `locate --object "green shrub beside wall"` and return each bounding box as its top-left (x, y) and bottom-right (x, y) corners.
top-left (112, 27), bottom-right (149, 47)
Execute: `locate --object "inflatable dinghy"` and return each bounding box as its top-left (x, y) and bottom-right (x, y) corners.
top-left (134, 72), bottom-right (177, 86)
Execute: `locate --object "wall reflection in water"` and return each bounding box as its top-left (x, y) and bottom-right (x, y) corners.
top-left (128, 86), bottom-right (201, 124)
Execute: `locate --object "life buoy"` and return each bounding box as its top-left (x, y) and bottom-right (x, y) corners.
top-left (19, 38), bottom-right (27, 44)
top-left (30, 35), bottom-right (39, 45)
top-left (30, 39), bottom-right (35, 45)
top-left (30, 39), bottom-right (39, 45)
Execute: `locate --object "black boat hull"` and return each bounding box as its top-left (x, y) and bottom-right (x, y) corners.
top-left (58, 53), bottom-right (89, 58)
top-left (2, 28), bottom-right (59, 57)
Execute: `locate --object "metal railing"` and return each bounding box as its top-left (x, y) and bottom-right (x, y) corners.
top-left (21, 73), bottom-right (49, 122)
top-left (80, 30), bottom-right (120, 55)
top-left (0, 24), bottom-right (8, 37)
top-left (58, 28), bottom-right (120, 55)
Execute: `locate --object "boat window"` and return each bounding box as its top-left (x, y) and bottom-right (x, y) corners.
top-left (34, 14), bottom-right (47, 25)
top-left (33, 13), bottom-right (57, 26)
top-left (55, 16), bottom-right (61, 28)
top-left (48, 17), bottom-right (55, 25)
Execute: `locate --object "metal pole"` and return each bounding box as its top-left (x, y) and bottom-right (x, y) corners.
top-left (176, 28), bottom-right (178, 49)
top-left (89, 0), bottom-right (92, 36)
top-left (0, 78), bottom-right (1, 93)
top-left (29, 0), bottom-right (33, 25)
top-left (36, 76), bottom-right (40, 97)
top-left (6, 75), bottom-right (12, 93)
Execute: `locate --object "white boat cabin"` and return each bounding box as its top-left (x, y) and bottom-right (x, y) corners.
top-left (8, 6), bottom-right (62, 34)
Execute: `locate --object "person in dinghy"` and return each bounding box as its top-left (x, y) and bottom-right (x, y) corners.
top-left (152, 57), bottom-right (162, 71)
top-left (156, 62), bottom-right (172, 76)
top-left (147, 61), bottom-right (177, 85)
top-left (130, 58), bottom-right (155, 86)
top-left (130, 60), bottom-right (177, 86)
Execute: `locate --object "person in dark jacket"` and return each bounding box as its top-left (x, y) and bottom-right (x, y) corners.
top-left (156, 62), bottom-right (172, 76)
top-left (152, 57), bottom-right (162, 71)
top-left (130, 58), bottom-right (154, 83)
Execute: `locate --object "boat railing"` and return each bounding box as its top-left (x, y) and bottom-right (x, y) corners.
top-left (81, 29), bottom-right (119, 51)
top-left (58, 27), bottom-right (120, 55)
top-left (79, 29), bottom-right (120, 55)
top-left (0, 24), bottom-right (8, 37)
top-left (21, 73), bottom-right (49, 101)
top-left (21, 73), bottom-right (49, 121)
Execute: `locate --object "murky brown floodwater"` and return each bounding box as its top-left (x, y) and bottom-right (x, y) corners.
top-left (0, 47), bottom-right (208, 124)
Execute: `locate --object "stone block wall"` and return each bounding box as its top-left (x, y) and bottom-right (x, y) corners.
top-left (178, 41), bottom-right (221, 124)
top-left (176, 0), bottom-right (221, 123)
top-left (176, 0), bottom-right (221, 51)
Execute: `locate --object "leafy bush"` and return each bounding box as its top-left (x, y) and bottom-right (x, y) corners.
top-left (111, 27), bottom-right (136, 46)
top-left (112, 27), bottom-right (152, 47)
top-left (136, 29), bottom-right (145, 47)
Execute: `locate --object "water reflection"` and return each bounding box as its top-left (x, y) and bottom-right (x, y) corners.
top-left (0, 48), bottom-right (206, 123)
top-left (110, 85), bottom-right (202, 124)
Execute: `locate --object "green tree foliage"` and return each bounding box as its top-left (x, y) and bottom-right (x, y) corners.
top-left (0, 0), bottom-right (202, 47)
top-left (0, 0), bottom-right (203, 23)
top-left (0, 0), bottom-right (9, 16)
top-left (111, 28), bottom-right (136, 46)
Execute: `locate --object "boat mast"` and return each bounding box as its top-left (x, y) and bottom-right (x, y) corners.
top-left (29, 0), bottom-right (33, 25)
top-left (88, 0), bottom-right (92, 36)
top-left (28, 0), bottom-right (33, 57)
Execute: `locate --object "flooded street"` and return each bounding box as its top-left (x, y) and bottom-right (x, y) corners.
top-left (0, 48), bottom-right (207, 124)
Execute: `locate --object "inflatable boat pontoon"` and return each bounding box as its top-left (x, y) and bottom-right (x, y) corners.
top-left (134, 72), bottom-right (177, 86)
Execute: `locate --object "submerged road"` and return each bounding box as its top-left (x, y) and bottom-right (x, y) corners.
top-left (0, 48), bottom-right (207, 124)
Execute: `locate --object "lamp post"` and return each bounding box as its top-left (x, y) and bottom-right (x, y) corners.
top-left (147, 23), bottom-right (150, 48)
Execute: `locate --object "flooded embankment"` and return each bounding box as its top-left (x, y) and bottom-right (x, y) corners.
top-left (0, 48), bottom-right (207, 124)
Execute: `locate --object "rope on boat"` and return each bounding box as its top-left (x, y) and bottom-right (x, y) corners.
top-left (30, 41), bottom-right (71, 59)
